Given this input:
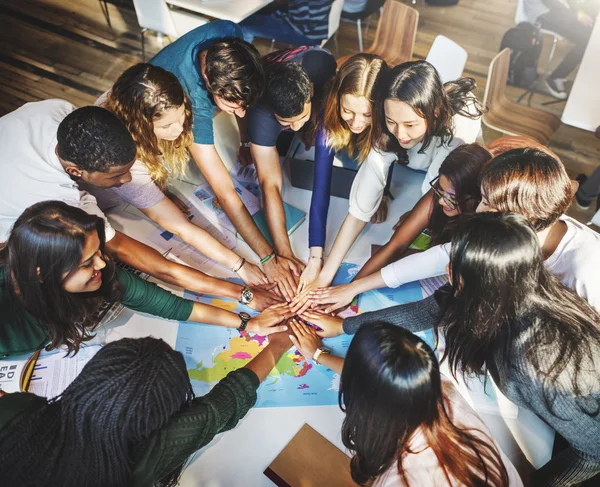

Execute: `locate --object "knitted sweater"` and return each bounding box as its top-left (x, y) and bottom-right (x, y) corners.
top-left (342, 287), bottom-right (600, 485)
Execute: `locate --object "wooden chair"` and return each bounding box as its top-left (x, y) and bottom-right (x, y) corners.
top-left (337, 0), bottom-right (418, 67)
top-left (482, 48), bottom-right (561, 145)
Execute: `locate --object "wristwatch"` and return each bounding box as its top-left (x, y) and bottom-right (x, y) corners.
top-left (239, 286), bottom-right (254, 305)
top-left (240, 141), bottom-right (251, 148)
top-left (238, 311), bottom-right (251, 331)
top-left (312, 347), bottom-right (330, 365)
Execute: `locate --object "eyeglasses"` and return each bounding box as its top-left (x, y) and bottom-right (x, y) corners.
top-left (429, 176), bottom-right (470, 211)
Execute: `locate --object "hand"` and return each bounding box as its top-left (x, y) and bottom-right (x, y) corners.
top-left (393, 210), bottom-right (410, 231)
top-left (263, 255), bottom-right (302, 302)
top-left (237, 261), bottom-right (269, 287)
top-left (267, 329), bottom-right (293, 350)
top-left (247, 303), bottom-right (294, 335)
top-left (297, 257), bottom-right (322, 294)
top-left (299, 310), bottom-right (344, 338)
top-left (247, 286), bottom-right (285, 311)
top-left (238, 145), bottom-right (254, 167)
top-left (370, 196), bottom-right (389, 224)
top-left (165, 191), bottom-right (191, 215)
top-left (308, 283), bottom-right (356, 314)
top-left (291, 275), bottom-right (330, 314)
top-left (289, 319), bottom-right (322, 361)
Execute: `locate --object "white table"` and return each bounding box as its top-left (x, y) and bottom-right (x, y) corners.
top-left (166, 0), bottom-right (272, 24)
top-left (103, 112), bottom-right (554, 486)
top-left (561, 14), bottom-right (600, 131)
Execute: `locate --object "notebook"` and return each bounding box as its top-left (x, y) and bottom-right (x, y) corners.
top-left (264, 424), bottom-right (357, 487)
top-left (251, 203), bottom-right (306, 248)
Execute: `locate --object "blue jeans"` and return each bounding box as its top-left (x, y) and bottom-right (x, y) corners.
top-left (239, 14), bottom-right (319, 46)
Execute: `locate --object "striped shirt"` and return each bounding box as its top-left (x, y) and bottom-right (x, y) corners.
top-left (274, 0), bottom-right (334, 42)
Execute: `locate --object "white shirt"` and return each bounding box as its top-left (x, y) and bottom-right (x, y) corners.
top-left (380, 215), bottom-right (600, 311)
top-left (0, 100), bottom-right (115, 242)
top-left (374, 378), bottom-right (523, 487)
top-left (348, 102), bottom-right (483, 222)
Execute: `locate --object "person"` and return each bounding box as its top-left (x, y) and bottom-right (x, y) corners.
top-left (306, 147), bottom-right (600, 313)
top-left (90, 63), bottom-right (268, 287)
top-left (0, 333), bottom-right (293, 486)
top-left (245, 46), bottom-right (337, 297)
top-left (355, 143), bottom-right (491, 279)
top-left (150, 22), bottom-right (299, 300)
top-left (239, 0), bottom-right (336, 46)
top-left (0, 202), bottom-right (292, 358)
top-left (304, 213), bottom-right (600, 486)
top-left (288, 321), bottom-right (521, 486)
top-left (296, 53), bottom-right (391, 293)
top-left (0, 100), bottom-right (278, 311)
top-left (523, 0), bottom-right (595, 99)
top-left (292, 60), bottom-right (483, 309)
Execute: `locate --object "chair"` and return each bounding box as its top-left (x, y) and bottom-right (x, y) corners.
top-left (515, 0), bottom-right (565, 74)
top-left (321, 0), bottom-right (345, 47)
top-left (337, 0), bottom-right (418, 67)
top-left (132, 0), bottom-right (207, 60)
top-left (425, 35), bottom-right (467, 83)
top-left (482, 48), bottom-right (561, 145)
top-left (341, 0), bottom-right (387, 52)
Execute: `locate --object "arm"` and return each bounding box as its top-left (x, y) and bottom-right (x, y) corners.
top-left (288, 320), bottom-right (344, 374)
top-left (355, 191), bottom-right (434, 279)
top-left (189, 143), bottom-right (299, 301)
top-left (236, 114), bottom-right (253, 167)
top-left (142, 197), bottom-right (267, 286)
top-left (299, 126), bottom-right (335, 292)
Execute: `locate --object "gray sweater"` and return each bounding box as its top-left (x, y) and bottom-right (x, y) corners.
top-left (343, 290), bottom-right (600, 485)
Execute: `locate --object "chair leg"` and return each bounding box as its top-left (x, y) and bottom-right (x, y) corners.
top-left (99, 0), bottom-right (113, 33)
top-left (546, 35), bottom-right (558, 74)
top-left (141, 28), bottom-right (147, 62)
top-left (357, 19), bottom-right (363, 52)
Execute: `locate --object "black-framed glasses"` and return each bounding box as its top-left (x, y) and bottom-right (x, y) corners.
top-left (429, 176), bottom-right (471, 211)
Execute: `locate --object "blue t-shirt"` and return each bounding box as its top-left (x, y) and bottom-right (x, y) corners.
top-left (149, 20), bottom-right (243, 145)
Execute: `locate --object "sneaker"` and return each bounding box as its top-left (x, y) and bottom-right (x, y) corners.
top-left (544, 77), bottom-right (568, 100)
top-left (575, 174), bottom-right (592, 210)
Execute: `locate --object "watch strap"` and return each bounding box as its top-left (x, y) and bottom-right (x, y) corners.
top-left (312, 347), bottom-right (329, 365)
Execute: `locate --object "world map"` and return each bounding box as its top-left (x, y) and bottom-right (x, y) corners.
top-left (175, 263), bottom-right (438, 408)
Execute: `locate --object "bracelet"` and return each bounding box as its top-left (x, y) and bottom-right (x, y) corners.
top-left (260, 250), bottom-right (275, 265)
top-left (232, 257), bottom-right (246, 273)
top-left (312, 347), bottom-right (330, 365)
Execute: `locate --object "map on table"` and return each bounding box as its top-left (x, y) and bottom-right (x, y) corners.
top-left (175, 263), bottom-right (441, 408)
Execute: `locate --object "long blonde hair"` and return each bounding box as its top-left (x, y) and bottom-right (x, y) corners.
top-left (323, 54), bottom-right (388, 164)
top-left (105, 63), bottom-right (193, 189)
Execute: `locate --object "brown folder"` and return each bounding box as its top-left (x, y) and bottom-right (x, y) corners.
top-left (264, 424), bottom-right (358, 487)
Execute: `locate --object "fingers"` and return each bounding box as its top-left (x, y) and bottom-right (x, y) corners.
top-left (264, 324), bottom-right (289, 335)
top-left (289, 334), bottom-right (300, 348)
top-left (276, 278), bottom-right (294, 303)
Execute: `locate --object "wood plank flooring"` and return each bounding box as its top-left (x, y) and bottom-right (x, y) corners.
top-left (0, 0), bottom-right (598, 224)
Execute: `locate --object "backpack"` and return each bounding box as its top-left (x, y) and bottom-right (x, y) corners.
top-left (500, 22), bottom-right (542, 88)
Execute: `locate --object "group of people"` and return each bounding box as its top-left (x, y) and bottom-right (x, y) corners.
top-left (0, 18), bottom-right (599, 487)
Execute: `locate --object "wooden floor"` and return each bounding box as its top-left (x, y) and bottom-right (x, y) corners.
top-left (1, 0), bottom-right (598, 224)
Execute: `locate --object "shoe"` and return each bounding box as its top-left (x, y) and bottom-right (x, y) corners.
top-left (544, 77), bottom-right (568, 100)
top-left (574, 174), bottom-right (592, 210)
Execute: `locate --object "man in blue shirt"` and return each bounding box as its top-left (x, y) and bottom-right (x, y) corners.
top-left (150, 21), bottom-right (301, 300)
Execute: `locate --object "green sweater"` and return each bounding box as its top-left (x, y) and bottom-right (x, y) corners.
top-left (0, 368), bottom-right (259, 486)
top-left (0, 268), bottom-right (194, 358)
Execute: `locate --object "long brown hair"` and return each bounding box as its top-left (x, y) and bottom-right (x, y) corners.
top-left (0, 201), bottom-right (121, 353)
top-left (105, 63), bottom-right (194, 189)
top-left (323, 53), bottom-right (388, 163)
top-left (340, 323), bottom-right (509, 487)
top-left (429, 144), bottom-right (492, 245)
top-left (372, 61), bottom-right (483, 163)
top-left (479, 148), bottom-right (573, 231)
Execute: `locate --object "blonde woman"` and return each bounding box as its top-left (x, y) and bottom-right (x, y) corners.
top-left (92, 64), bottom-right (269, 289)
top-left (297, 54), bottom-right (389, 294)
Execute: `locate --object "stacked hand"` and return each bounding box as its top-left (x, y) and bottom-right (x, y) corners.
top-left (247, 303), bottom-right (294, 335)
top-left (247, 285), bottom-right (285, 311)
top-left (237, 262), bottom-right (270, 287)
top-left (263, 255), bottom-right (304, 302)
top-left (288, 319), bottom-right (323, 361)
top-left (304, 283), bottom-right (357, 314)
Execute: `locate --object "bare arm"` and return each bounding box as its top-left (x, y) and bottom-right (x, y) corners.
top-left (142, 197), bottom-right (267, 286)
top-left (356, 191), bottom-right (433, 279)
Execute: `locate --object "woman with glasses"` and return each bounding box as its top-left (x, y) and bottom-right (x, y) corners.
top-left (353, 144), bottom-right (491, 280)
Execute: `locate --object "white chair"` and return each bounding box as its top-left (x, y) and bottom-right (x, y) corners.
top-left (321, 0), bottom-right (345, 47)
top-left (425, 35), bottom-right (467, 83)
top-left (515, 0), bottom-right (565, 74)
top-left (132, 0), bottom-right (207, 60)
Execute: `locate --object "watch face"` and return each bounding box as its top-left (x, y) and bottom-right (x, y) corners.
top-left (239, 312), bottom-right (251, 320)
top-left (241, 287), bottom-right (254, 304)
